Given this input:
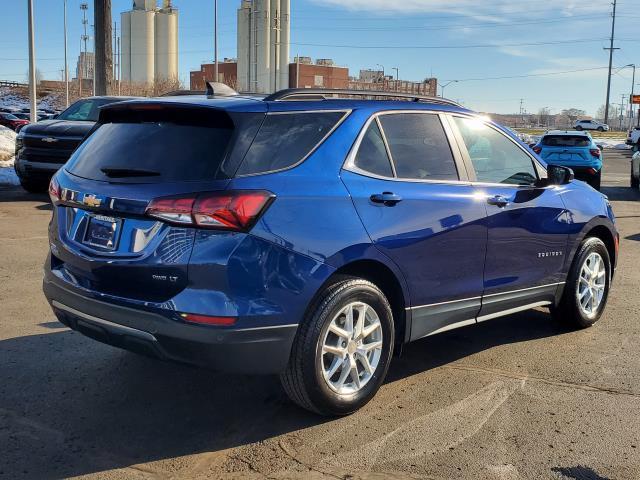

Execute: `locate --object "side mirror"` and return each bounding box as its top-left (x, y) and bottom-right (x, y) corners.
top-left (546, 165), bottom-right (574, 185)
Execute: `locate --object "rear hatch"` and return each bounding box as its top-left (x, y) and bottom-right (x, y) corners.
top-left (539, 134), bottom-right (597, 165)
top-left (50, 101), bottom-right (266, 302)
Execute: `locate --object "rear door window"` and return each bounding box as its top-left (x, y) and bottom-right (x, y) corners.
top-left (236, 111), bottom-right (345, 176)
top-left (378, 113), bottom-right (459, 181)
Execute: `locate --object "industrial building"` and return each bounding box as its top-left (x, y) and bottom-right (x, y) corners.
top-left (121, 0), bottom-right (178, 84)
top-left (190, 58), bottom-right (349, 91)
top-left (237, 0), bottom-right (290, 94)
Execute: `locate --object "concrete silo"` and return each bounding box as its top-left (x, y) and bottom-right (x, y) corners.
top-left (120, 0), bottom-right (179, 85)
top-left (237, 0), bottom-right (290, 93)
top-left (155, 1), bottom-right (179, 81)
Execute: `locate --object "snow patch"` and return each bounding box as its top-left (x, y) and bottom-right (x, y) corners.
top-left (595, 138), bottom-right (632, 150)
top-left (0, 126), bottom-right (17, 162)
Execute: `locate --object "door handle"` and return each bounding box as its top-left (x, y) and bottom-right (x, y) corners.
top-left (486, 194), bottom-right (510, 208)
top-left (370, 192), bottom-right (403, 206)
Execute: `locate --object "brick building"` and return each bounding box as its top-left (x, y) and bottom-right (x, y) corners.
top-left (288, 62), bottom-right (350, 89)
top-left (190, 60), bottom-right (238, 91)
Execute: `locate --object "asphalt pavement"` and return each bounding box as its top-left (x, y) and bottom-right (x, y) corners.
top-left (1, 150), bottom-right (639, 480)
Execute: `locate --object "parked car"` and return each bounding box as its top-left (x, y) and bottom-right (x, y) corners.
top-left (532, 130), bottom-right (603, 190)
top-left (12, 112), bottom-right (31, 121)
top-left (14, 96), bottom-right (137, 193)
top-left (0, 112), bottom-right (29, 132)
top-left (574, 119), bottom-right (609, 132)
top-left (627, 126), bottom-right (640, 147)
top-left (43, 88), bottom-right (618, 416)
top-left (631, 151), bottom-right (640, 189)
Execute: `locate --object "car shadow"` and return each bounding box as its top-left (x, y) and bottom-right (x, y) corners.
top-left (600, 186), bottom-right (640, 202)
top-left (0, 308), bottom-right (568, 479)
top-left (0, 185), bottom-right (49, 207)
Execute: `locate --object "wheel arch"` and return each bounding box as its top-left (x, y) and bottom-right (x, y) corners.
top-left (320, 259), bottom-right (411, 350)
top-left (583, 224), bottom-right (617, 272)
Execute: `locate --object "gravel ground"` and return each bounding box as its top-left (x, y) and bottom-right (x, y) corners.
top-left (0, 150), bottom-right (639, 480)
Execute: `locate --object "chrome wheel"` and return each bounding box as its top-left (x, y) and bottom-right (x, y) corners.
top-left (319, 302), bottom-right (383, 395)
top-left (577, 252), bottom-right (607, 318)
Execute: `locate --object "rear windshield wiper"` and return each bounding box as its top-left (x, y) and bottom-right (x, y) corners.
top-left (100, 167), bottom-right (161, 178)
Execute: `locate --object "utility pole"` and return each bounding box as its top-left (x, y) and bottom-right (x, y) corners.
top-left (620, 93), bottom-right (626, 130)
top-left (63, 0), bottom-right (69, 107)
top-left (80, 3), bottom-right (89, 97)
top-left (604, 0), bottom-right (619, 125)
top-left (630, 64), bottom-right (636, 123)
top-left (27, 0), bottom-right (37, 123)
top-left (94, 0), bottom-right (113, 96)
top-left (214, 0), bottom-right (219, 82)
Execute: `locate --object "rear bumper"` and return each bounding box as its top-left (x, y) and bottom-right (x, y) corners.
top-left (43, 276), bottom-right (298, 374)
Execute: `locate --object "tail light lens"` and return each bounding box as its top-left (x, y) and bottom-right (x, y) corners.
top-left (180, 313), bottom-right (237, 326)
top-left (532, 146), bottom-right (542, 154)
top-left (590, 149), bottom-right (601, 158)
top-left (146, 190), bottom-right (275, 231)
top-left (48, 176), bottom-right (61, 204)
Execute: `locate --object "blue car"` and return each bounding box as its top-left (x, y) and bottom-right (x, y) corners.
top-left (532, 130), bottom-right (603, 190)
top-left (43, 87), bottom-right (618, 415)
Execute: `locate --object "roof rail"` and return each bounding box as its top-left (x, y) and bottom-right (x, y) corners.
top-left (263, 88), bottom-right (462, 107)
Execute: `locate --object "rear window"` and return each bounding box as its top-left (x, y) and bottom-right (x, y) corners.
top-left (542, 135), bottom-right (591, 147)
top-left (66, 110), bottom-right (234, 183)
top-left (235, 111), bottom-right (345, 176)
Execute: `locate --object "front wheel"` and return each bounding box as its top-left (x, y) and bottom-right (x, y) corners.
top-left (280, 278), bottom-right (394, 416)
top-left (552, 237), bottom-right (611, 328)
top-left (575, 126), bottom-right (583, 131)
top-left (597, 127), bottom-right (605, 132)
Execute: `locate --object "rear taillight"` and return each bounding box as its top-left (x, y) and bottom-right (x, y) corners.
top-left (532, 146), bottom-right (542, 154)
top-left (146, 190), bottom-right (275, 231)
top-left (48, 176), bottom-right (61, 204)
top-left (586, 167), bottom-right (598, 175)
top-left (590, 149), bottom-right (601, 158)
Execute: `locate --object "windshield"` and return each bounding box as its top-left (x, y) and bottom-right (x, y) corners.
top-left (57, 98), bottom-right (117, 122)
top-left (1, 113), bottom-right (18, 120)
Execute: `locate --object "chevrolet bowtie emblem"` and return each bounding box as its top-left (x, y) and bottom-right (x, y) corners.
top-left (82, 194), bottom-right (102, 208)
top-left (42, 137), bottom-right (58, 143)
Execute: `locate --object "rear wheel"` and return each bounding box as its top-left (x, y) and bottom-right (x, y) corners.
top-left (552, 237), bottom-right (611, 328)
top-left (589, 170), bottom-right (602, 190)
top-left (576, 126), bottom-right (583, 131)
top-left (597, 126), bottom-right (605, 132)
top-left (280, 277), bottom-right (394, 416)
top-left (631, 163), bottom-right (639, 189)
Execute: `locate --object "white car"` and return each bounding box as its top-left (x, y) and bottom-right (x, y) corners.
top-left (627, 126), bottom-right (640, 147)
top-left (575, 119), bottom-right (610, 132)
top-left (632, 151), bottom-right (640, 189)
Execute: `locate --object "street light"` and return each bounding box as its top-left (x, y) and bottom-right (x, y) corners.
top-left (214, 0), bottom-right (218, 83)
top-left (440, 80), bottom-right (458, 98)
top-left (63, 0), bottom-right (69, 107)
top-left (620, 64), bottom-right (635, 126)
top-left (376, 63), bottom-right (385, 83)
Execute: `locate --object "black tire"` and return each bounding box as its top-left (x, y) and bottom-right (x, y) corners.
top-left (597, 127), bottom-right (605, 132)
top-left (280, 277), bottom-right (395, 416)
top-left (631, 163), bottom-right (639, 189)
top-left (19, 178), bottom-right (49, 194)
top-left (588, 170), bottom-right (602, 191)
top-left (575, 125), bottom-right (583, 131)
top-left (552, 237), bottom-right (611, 329)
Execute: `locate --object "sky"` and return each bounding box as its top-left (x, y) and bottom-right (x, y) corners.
top-left (1, 0), bottom-right (639, 116)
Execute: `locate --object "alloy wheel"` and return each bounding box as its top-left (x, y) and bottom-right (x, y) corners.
top-left (319, 301), bottom-right (383, 395)
top-left (577, 252), bottom-right (607, 318)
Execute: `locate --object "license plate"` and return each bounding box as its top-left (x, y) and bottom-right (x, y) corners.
top-left (559, 154), bottom-right (572, 161)
top-left (83, 215), bottom-right (121, 250)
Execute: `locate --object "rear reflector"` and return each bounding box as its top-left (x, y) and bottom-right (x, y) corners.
top-left (180, 313), bottom-right (237, 326)
top-left (586, 167), bottom-right (598, 175)
top-left (49, 176), bottom-right (61, 204)
top-left (146, 190), bottom-right (275, 231)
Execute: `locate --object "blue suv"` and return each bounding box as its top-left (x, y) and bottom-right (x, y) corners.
top-left (43, 87), bottom-right (618, 415)
top-left (532, 130), bottom-right (603, 190)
